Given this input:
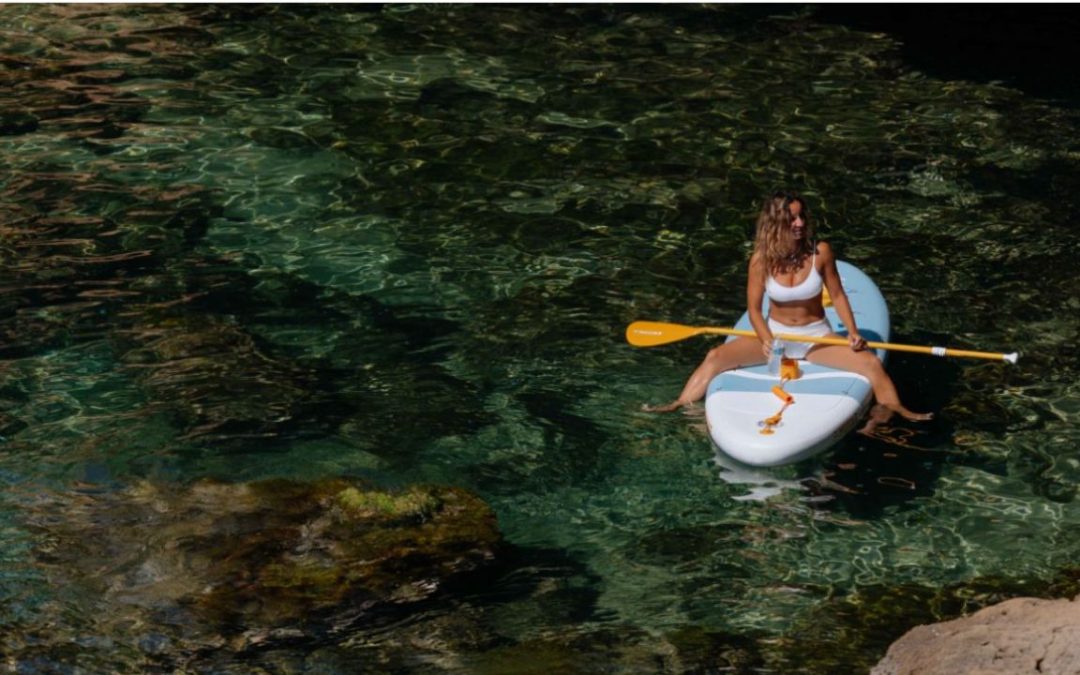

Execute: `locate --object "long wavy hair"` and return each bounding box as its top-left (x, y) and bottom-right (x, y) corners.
top-left (752, 191), bottom-right (815, 274)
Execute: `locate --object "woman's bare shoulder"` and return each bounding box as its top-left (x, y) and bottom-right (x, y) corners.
top-left (815, 241), bottom-right (835, 260)
top-left (748, 250), bottom-right (767, 274)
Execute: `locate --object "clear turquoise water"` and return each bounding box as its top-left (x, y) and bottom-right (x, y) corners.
top-left (2, 4), bottom-right (1079, 670)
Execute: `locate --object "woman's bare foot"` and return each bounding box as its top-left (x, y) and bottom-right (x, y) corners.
top-left (890, 405), bottom-right (933, 422)
top-left (858, 404), bottom-right (894, 436)
top-left (859, 403), bottom-right (932, 436)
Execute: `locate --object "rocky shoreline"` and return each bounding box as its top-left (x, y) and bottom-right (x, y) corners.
top-left (874, 595), bottom-right (1080, 674)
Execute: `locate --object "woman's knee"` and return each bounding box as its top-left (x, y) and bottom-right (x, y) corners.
top-left (707, 342), bottom-right (742, 367)
top-left (705, 344), bottom-right (727, 364)
top-left (859, 352), bottom-right (886, 377)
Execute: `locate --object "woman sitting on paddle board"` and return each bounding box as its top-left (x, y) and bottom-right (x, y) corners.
top-left (647, 190), bottom-right (931, 423)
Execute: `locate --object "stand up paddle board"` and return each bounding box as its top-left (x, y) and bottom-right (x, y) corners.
top-left (704, 261), bottom-right (887, 467)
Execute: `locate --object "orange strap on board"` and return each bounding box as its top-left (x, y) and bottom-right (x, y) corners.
top-left (760, 373), bottom-right (797, 435)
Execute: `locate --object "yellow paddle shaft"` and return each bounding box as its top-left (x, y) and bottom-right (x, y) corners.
top-left (625, 321), bottom-right (1018, 364)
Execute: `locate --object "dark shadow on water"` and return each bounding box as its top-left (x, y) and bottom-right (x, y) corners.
top-left (804, 347), bottom-right (972, 517)
top-left (814, 5), bottom-right (1080, 106)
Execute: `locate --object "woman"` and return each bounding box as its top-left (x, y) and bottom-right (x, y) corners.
top-left (646, 191), bottom-right (931, 423)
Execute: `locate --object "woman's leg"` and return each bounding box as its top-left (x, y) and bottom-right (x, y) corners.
top-left (645, 336), bottom-right (766, 412)
top-left (805, 340), bottom-right (933, 421)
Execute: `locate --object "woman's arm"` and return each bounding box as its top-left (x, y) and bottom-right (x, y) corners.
top-left (746, 252), bottom-right (773, 356)
top-left (819, 242), bottom-right (867, 350)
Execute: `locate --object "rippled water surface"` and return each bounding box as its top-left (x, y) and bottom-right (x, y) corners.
top-left (2, 4), bottom-right (1080, 672)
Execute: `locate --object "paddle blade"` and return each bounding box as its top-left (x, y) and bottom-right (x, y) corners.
top-left (625, 321), bottom-right (700, 347)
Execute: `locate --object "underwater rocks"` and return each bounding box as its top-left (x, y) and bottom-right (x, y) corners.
top-left (21, 478), bottom-right (501, 653)
top-left (187, 479), bottom-right (502, 636)
top-left (872, 595), bottom-right (1080, 674)
top-left (119, 316), bottom-right (321, 445)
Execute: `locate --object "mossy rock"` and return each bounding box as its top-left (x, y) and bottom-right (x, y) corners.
top-left (27, 477), bottom-right (502, 643)
top-left (334, 485), bottom-right (440, 521)
top-left (184, 478), bottom-right (502, 630)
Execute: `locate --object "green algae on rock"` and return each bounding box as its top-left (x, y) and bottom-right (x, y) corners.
top-left (334, 484), bottom-right (441, 520)
top-left (16, 477), bottom-right (502, 658)
top-left (196, 479), bottom-right (501, 630)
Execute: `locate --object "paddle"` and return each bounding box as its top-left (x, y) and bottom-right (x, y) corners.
top-left (625, 320), bottom-right (1019, 364)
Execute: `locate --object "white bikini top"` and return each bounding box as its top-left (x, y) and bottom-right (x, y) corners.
top-left (766, 251), bottom-right (822, 303)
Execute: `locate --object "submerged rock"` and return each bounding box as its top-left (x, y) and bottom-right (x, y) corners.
top-left (190, 479), bottom-right (502, 636)
top-left (119, 317), bottom-right (320, 445)
top-left (20, 478), bottom-right (502, 654)
top-left (873, 595), bottom-right (1080, 675)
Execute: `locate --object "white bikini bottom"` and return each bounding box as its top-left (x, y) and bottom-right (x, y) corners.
top-left (768, 317), bottom-right (833, 360)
